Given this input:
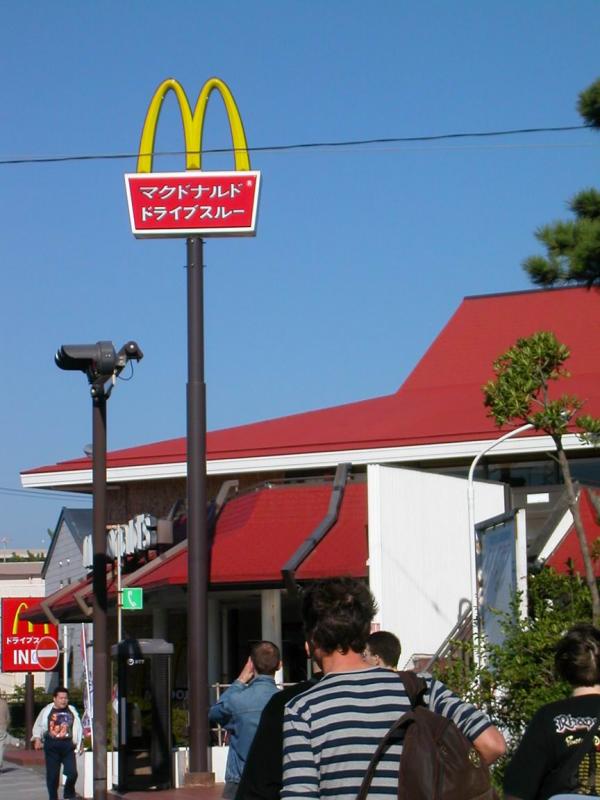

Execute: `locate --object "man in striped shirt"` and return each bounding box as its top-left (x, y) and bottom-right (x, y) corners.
top-left (282, 578), bottom-right (506, 800)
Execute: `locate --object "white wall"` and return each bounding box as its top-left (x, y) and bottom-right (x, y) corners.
top-left (367, 465), bottom-right (505, 669)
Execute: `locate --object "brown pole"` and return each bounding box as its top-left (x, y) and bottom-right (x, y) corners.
top-left (92, 392), bottom-right (108, 800)
top-left (185, 236), bottom-right (212, 784)
top-left (24, 672), bottom-right (34, 749)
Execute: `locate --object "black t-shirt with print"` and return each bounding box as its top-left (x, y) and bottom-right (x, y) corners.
top-left (504, 694), bottom-right (600, 799)
top-left (47, 706), bottom-right (74, 741)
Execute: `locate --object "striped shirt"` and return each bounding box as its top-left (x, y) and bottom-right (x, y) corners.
top-left (281, 667), bottom-right (492, 800)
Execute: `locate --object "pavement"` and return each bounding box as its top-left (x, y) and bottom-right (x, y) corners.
top-left (107, 787), bottom-right (224, 799)
top-left (4, 747), bottom-right (225, 799)
top-left (1, 751), bottom-right (49, 800)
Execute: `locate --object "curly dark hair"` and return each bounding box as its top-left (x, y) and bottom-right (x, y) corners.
top-left (302, 577), bottom-right (377, 655)
top-left (555, 623), bottom-right (600, 687)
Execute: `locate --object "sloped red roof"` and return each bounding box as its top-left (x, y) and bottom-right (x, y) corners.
top-left (545, 488), bottom-right (600, 576)
top-left (23, 286), bottom-right (600, 476)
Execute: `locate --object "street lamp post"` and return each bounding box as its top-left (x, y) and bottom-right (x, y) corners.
top-left (55, 340), bottom-right (143, 800)
top-left (467, 422), bottom-right (534, 667)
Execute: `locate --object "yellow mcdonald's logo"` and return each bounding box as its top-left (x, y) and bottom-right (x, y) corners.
top-left (11, 601), bottom-right (50, 635)
top-left (137, 77), bottom-right (251, 173)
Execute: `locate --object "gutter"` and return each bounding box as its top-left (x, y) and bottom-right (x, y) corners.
top-left (281, 462), bottom-right (351, 602)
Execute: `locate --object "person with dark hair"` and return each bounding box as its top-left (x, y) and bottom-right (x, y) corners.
top-left (364, 630), bottom-right (401, 669)
top-left (32, 686), bottom-right (82, 800)
top-left (281, 577), bottom-right (506, 800)
top-left (210, 641), bottom-right (281, 799)
top-left (504, 623), bottom-right (600, 800)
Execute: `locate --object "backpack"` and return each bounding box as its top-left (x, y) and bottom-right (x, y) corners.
top-left (356, 671), bottom-right (497, 800)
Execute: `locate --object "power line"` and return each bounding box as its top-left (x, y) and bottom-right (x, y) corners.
top-left (0, 123), bottom-right (591, 167)
top-left (0, 485), bottom-right (91, 503)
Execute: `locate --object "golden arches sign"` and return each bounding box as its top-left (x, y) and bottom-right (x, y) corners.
top-left (12, 600), bottom-right (51, 635)
top-left (125, 76), bottom-right (260, 238)
top-left (136, 77), bottom-right (251, 173)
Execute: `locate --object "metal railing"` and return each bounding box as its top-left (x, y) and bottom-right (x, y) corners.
top-left (421, 602), bottom-right (473, 674)
top-left (210, 681), bottom-right (298, 746)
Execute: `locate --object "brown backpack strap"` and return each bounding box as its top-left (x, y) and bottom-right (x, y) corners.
top-left (355, 712), bottom-right (415, 800)
top-left (397, 670), bottom-right (427, 708)
top-left (355, 673), bottom-right (428, 800)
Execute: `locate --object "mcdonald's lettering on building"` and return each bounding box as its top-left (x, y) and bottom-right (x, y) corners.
top-left (1, 597), bottom-right (58, 672)
top-left (125, 77), bottom-right (261, 238)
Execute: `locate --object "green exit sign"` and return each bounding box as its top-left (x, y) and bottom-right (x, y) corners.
top-left (122, 588), bottom-right (144, 610)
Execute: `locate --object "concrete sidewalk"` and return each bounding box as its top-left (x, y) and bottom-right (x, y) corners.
top-left (6, 747), bottom-right (225, 799)
top-left (0, 758), bottom-right (49, 800)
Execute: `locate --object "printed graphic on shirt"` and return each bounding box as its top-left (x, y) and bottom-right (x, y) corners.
top-left (47, 708), bottom-right (74, 740)
top-left (555, 714), bottom-right (597, 734)
top-left (553, 713), bottom-right (600, 795)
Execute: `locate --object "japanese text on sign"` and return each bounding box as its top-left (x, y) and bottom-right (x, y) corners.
top-left (125, 170), bottom-right (261, 239)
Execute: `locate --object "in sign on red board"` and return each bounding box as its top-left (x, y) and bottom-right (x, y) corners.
top-left (125, 170), bottom-right (261, 238)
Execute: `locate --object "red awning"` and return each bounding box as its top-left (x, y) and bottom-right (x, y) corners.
top-left (131, 481), bottom-right (367, 589)
top-left (26, 481), bottom-right (367, 621)
top-left (22, 568), bottom-right (115, 624)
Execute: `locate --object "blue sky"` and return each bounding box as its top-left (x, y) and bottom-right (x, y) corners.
top-left (1, 1), bottom-right (598, 549)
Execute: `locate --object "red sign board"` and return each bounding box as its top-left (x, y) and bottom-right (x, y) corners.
top-left (1, 597), bottom-right (59, 673)
top-left (124, 170), bottom-right (261, 238)
top-left (35, 636), bottom-right (61, 671)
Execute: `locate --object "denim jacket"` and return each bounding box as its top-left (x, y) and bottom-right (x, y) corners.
top-left (209, 675), bottom-right (279, 783)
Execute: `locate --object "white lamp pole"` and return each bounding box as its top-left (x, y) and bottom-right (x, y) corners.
top-left (467, 422), bottom-right (534, 666)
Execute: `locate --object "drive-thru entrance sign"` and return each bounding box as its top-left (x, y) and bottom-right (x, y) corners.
top-left (35, 635), bottom-right (61, 671)
top-left (1, 597), bottom-right (59, 672)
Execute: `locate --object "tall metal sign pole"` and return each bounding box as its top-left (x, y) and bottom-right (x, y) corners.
top-left (186, 233), bottom-right (209, 772)
top-left (125, 77), bottom-right (260, 783)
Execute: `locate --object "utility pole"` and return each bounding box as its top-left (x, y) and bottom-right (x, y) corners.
top-left (56, 340), bottom-right (143, 800)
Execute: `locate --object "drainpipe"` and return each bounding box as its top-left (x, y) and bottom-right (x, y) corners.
top-left (281, 463), bottom-right (351, 602)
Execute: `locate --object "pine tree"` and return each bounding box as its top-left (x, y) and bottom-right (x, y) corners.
top-left (523, 78), bottom-right (600, 287)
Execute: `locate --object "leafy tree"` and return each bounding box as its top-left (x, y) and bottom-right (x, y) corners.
top-left (483, 331), bottom-right (600, 624)
top-left (523, 77), bottom-right (600, 287)
top-left (434, 569), bottom-right (592, 793)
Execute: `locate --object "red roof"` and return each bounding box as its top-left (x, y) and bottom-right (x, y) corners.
top-left (23, 286), bottom-right (600, 476)
top-left (545, 488), bottom-right (600, 576)
top-left (23, 482), bottom-right (368, 620)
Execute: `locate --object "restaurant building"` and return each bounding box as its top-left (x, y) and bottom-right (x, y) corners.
top-left (21, 287), bottom-right (600, 681)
